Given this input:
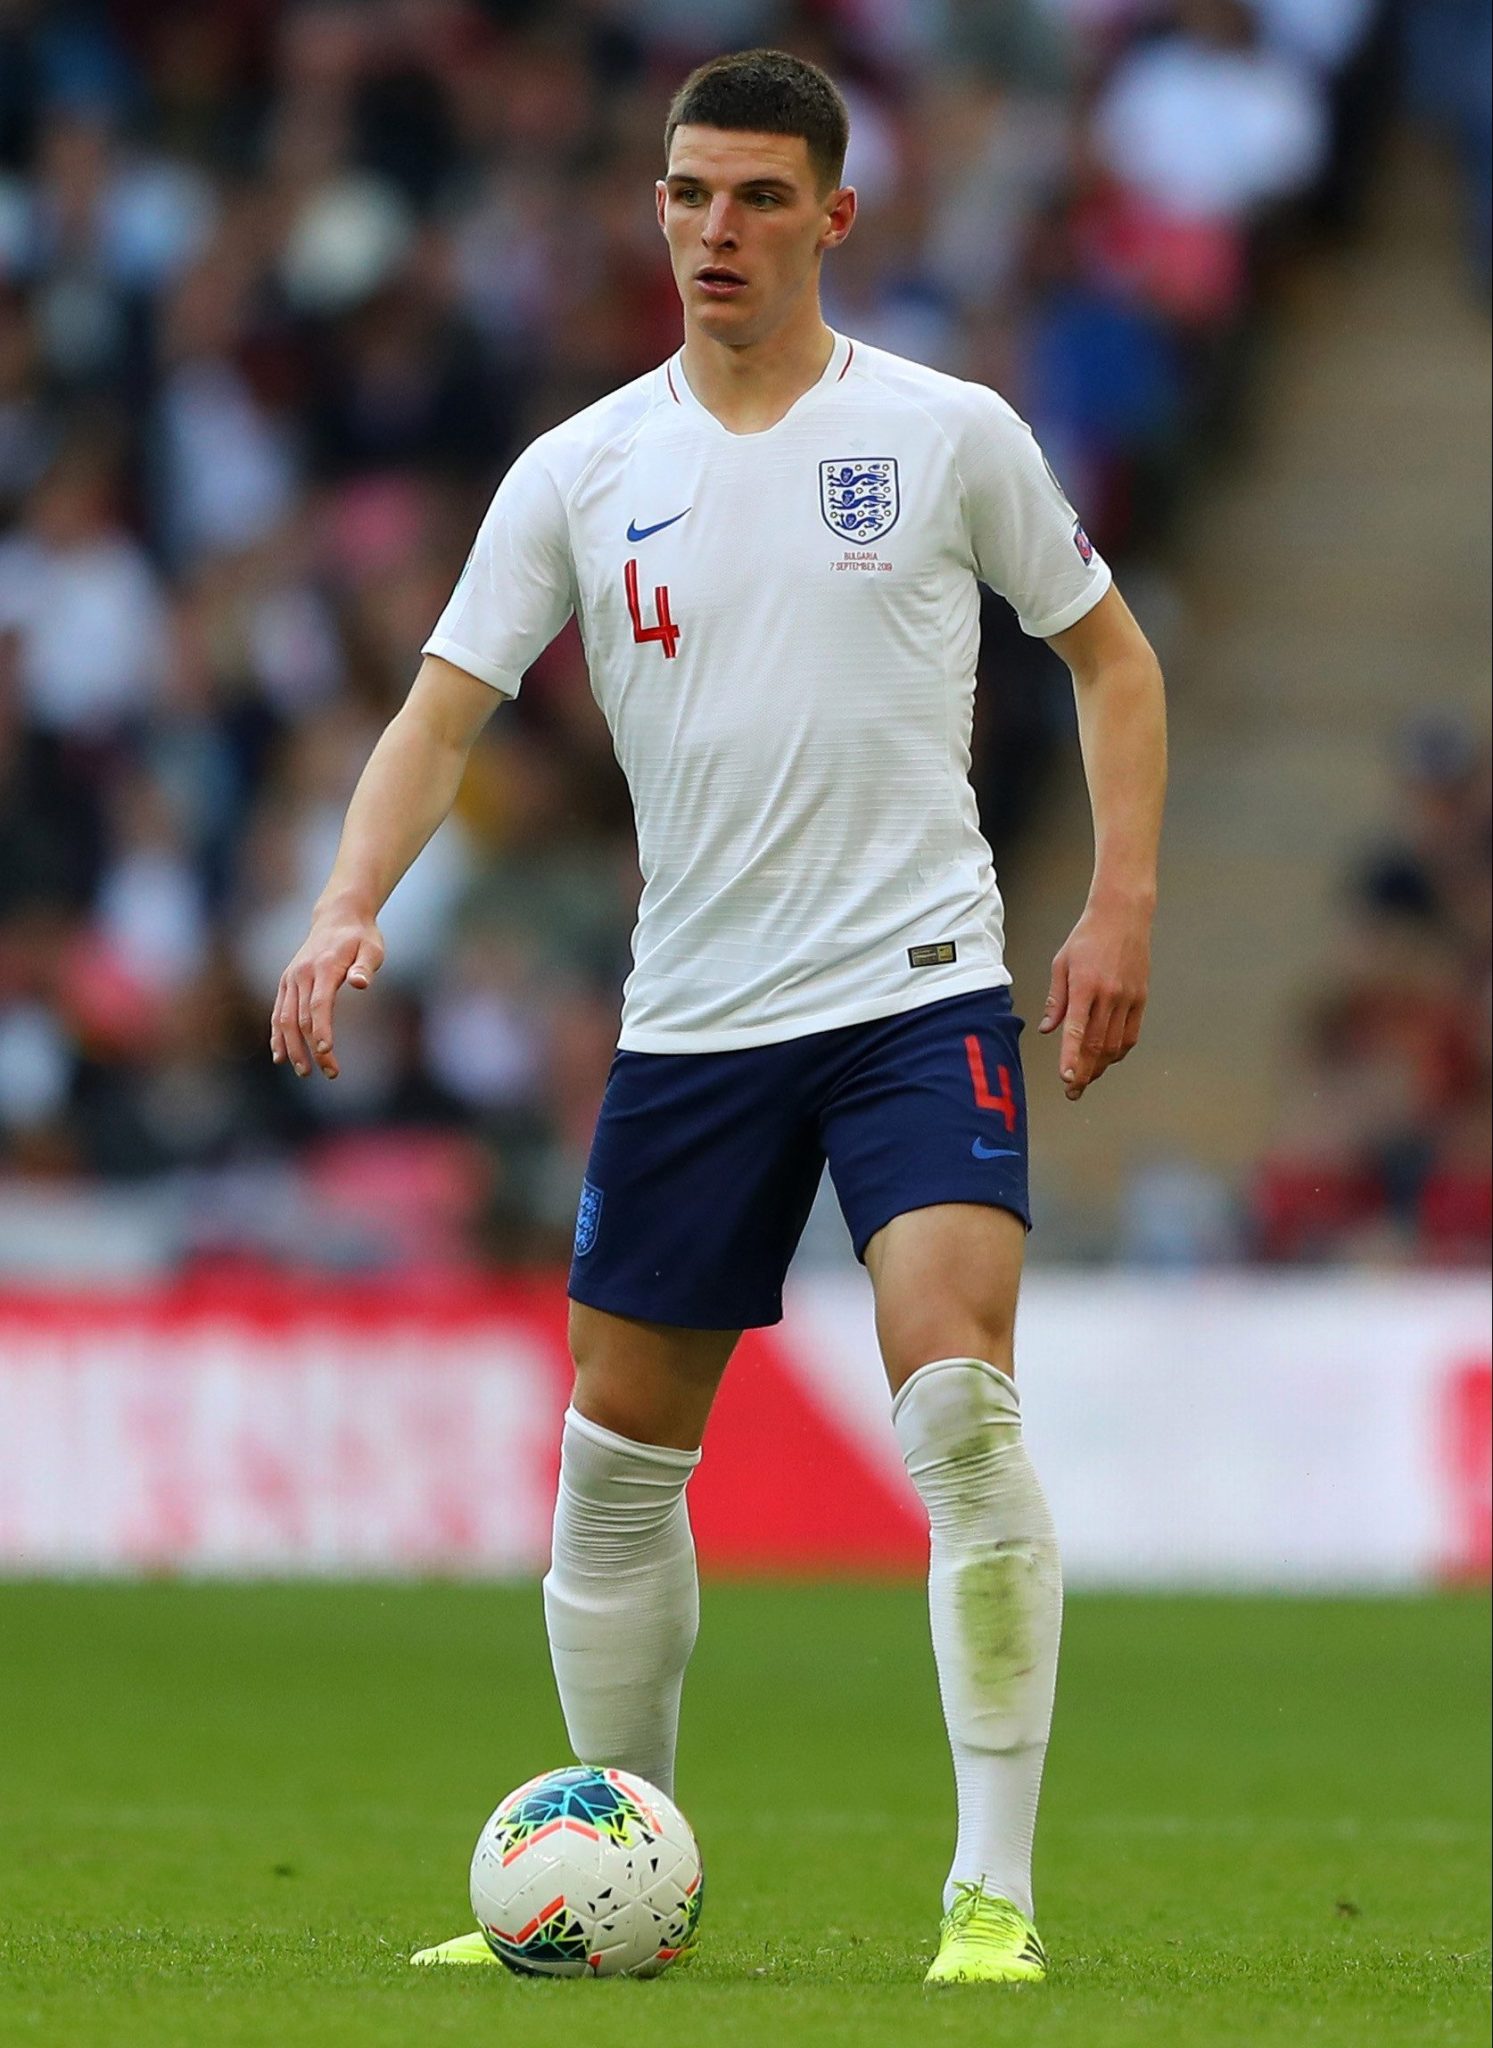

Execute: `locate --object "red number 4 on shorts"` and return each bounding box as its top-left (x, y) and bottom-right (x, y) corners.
top-left (964, 1035), bottom-right (1018, 1133)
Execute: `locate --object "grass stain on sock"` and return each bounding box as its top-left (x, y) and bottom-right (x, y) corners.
top-left (954, 1545), bottom-right (1038, 1704)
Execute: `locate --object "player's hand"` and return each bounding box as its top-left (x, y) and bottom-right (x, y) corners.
top-left (1039, 893), bottom-right (1152, 1101)
top-left (270, 903), bottom-right (385, 1080)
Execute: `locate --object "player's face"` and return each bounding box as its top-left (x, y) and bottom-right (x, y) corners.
top-left (657, 128), bottom-right (855, 346)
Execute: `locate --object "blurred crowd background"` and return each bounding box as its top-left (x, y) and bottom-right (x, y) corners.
top-left (0, 0), bottom-right (1487, 1281)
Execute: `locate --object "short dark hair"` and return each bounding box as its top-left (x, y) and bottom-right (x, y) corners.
top-left (664, 49), bottom-right (850, 193)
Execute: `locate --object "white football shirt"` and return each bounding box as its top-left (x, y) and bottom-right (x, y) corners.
top-left (424, 333), bottom-right (1110, 1052)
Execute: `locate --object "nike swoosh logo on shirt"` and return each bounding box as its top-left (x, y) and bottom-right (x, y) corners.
top-left (626, 510), bottom-right (691, 542)
top-left (971, 1139), bottom-right (1021, 1161)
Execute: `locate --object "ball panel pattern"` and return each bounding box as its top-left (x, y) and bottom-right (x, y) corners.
top-left (470, 1766), bottom-right (703, 1978)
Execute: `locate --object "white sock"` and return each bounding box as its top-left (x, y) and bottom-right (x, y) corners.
top-left (893, 1357), bottom-right (1063, 1921)
top-left (541, 1406), bottom-right (701, 1798)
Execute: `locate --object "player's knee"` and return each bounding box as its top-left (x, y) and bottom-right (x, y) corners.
top-left (882, 1312), bottom-right (1016, 1396)
top-left (566, 1306), bottom-right (722, 1452)
top-left (571, 1387), bottom-right (710, 1455)
top-left (567, 1361), bottom-right (659, 1448)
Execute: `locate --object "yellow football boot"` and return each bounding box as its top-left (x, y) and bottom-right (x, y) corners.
top-left (410, 1931), bottom-right (501, 1966)
top-left (923, 1883), bottom-right (1048, 1987)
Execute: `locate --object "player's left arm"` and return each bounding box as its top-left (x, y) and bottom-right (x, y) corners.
top-left (1042, 585), bottom-right (1167, 1101)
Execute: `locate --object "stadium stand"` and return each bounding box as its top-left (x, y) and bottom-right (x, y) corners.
top-left (0, 0), bottom-right (1485, 1275)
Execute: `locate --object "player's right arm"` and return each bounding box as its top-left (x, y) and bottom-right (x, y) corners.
top-left (949, 380), bottom-right (1161, 1101)
top-left (270, 653), bottom-right (503, 1080)
top-left (272, 435), bottom-right (577, 1080)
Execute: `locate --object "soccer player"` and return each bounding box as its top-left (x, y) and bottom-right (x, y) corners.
top-left (271, 50), bottom-right (1166, 1986)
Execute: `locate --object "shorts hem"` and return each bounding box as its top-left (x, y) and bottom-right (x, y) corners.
top-left (848, 1191), bottom-right (1033, 1264)
top-left (567, 1278), bottom-right (784, 1331)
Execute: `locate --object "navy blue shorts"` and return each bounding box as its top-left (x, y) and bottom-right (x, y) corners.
top-left (567, 987), bottom-right (1030, 1330)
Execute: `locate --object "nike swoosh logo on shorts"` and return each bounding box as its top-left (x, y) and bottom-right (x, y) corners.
top-left (971, 1138), bottom-right (1021, 1160)
top-left (626, 509), bottom-right (691, 542)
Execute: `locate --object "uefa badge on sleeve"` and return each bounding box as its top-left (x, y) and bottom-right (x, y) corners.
top-left (574, 1179), bottom-right (603, 1258)
top-left (1072, 519), bottom-right (1094, 565)
top-left (820, 458), bottom-right (899, 545)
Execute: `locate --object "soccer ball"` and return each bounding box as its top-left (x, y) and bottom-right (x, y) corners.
top-left (469, 1765), bottom-right (703, 1978)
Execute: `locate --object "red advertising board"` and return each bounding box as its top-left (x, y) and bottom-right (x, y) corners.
top-left (0, 1280), bottom-right (926, 1576)
top-left (0, 1273), bottom-right (1487, 1585)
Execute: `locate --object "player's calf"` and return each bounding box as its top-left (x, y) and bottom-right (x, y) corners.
top-left (893, 1357), bottom-right (1062, 1928)
top-left (542, 1406), bottom-right (702, 1799)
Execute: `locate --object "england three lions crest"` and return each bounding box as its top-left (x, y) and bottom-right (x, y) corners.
top-left (820, 458), bottom-right (899, 545)
top-left (574, 1179), bottom-right (603, 1258)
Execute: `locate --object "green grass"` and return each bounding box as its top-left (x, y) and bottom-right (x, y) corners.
top-left (0, 1585), bottom-right (1487, 2046)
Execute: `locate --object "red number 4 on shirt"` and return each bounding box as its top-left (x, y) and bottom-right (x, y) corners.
top-left (624, 559), bottom-right (681, 660)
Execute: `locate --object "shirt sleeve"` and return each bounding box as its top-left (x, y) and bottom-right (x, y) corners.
top-left (422, 440), bottom-right (574, 697)
top-left (954, 386), bottom-right (1112, 639)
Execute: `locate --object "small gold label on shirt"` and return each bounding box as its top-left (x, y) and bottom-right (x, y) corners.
top-left (908, 942), bottom-right (957, 968)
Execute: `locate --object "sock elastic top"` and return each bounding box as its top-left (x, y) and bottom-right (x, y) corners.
top-left (564, 1405), bottom-right (703, 1471)
top-left (891, 1356), bottom-right (1019, 1426)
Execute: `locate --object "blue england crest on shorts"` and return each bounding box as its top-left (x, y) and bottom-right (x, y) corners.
top-left (574, 1179), bottom-right (603, 1257)
top-left (819, 458), bottom-right (899, 545)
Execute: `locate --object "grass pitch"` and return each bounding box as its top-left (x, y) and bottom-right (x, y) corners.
top-left (0, 1584), bottom-right (1487, 2047)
